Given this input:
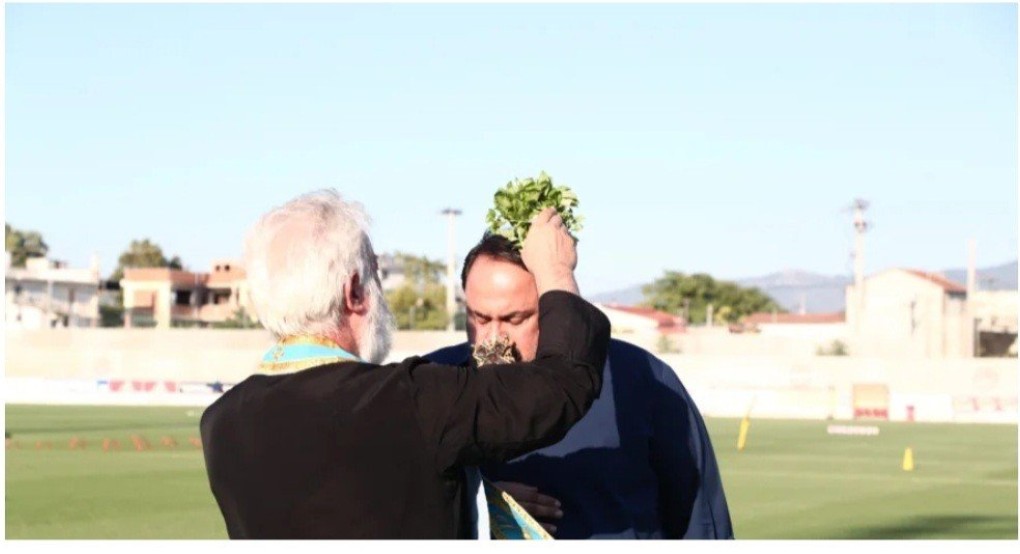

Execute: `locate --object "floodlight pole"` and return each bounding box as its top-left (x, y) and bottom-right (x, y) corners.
top-left (440, 208), bottom-right (462, 332)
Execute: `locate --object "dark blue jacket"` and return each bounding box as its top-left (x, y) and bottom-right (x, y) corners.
top-left (426, 339), bottom-right (734, 539)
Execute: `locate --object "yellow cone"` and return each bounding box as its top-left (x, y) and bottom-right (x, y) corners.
top-left (737, 417), bottom-right (750, 451)
top-left (902, 447), bottom-right (914, 471)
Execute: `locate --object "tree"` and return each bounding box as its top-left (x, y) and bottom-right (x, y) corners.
top-left (5, 224), bottom-right (49, 267)
top-left (111, 239), bottom-right (184, 281)
top-left (99, 304), bottom-right (125, 328)
top-left (386, 283), bottom-right (448, 330)
top-left (714, 305), bottom-right (734, 325)
top-left (656, 334), bottom-right (681, 354)
top-left (641, 271), bottom-right (782, 325)
top-left (383, 252), bottom-right (449, 330)
top-left (391, 252), bottom-right (445, 286)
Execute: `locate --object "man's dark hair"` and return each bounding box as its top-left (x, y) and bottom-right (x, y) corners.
top-left (461, 233), bottom-right (526, 289)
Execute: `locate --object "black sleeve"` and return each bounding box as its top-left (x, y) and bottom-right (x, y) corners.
top-left (406, 290), bottom-right (610, 472)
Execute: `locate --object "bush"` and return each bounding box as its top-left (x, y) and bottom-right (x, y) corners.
top-left (99, 304), bottom-right (125, 327)
top-left (816, 340), bottom-right (849, 356)
top-left (212, 307), bottom-right (262, 329)
top-left (657, 334), bottom-right (681, 354)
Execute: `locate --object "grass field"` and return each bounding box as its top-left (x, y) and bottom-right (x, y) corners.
top-left (5, 404), bottom-right (1017, 539)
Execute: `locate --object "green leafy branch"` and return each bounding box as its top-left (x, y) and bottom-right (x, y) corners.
top-left (485, 172), bottom-right (584, 248)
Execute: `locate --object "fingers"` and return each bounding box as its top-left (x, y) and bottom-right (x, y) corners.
top-left (496, 481), bottom-right (564, 520)
top-left (540, 522), bottom-right (558, 535)
top-left (517, 206), bottom-right (579, 295)
top-left (528, 491), bottom-right (562, 512)
top-left (529, 207), bottom-right (566, 232)
top-left (518, 499), bottom-right (564, 520)
top-left (531, 207), bottom-right (557, 226)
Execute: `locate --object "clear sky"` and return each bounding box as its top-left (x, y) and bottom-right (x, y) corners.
top-left (4, 3), bottom-right (1017, 295)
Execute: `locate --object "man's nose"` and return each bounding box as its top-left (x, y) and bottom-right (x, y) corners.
top-left (483, 322), bottom-right (505, 340)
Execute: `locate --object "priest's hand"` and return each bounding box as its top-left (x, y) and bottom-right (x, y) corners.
top-left (520, 207), bottom-right (579, 296)
top-left (496, 480), bottom-right (563, 535)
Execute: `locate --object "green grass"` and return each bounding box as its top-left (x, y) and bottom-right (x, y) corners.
top-left (710, 417), bottom-right (1018, 539)
top-left (5, 405), bottom-right (224, 539)
top-left (5, 405), bottom-right (1018, 539)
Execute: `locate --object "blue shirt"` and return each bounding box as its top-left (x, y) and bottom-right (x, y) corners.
top-left (426, 339), bottom-right (734, 540)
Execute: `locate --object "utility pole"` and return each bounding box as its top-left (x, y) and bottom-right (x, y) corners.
top-left (967, 239), bottom-right (978, 357)
top-left (966, 239), bottom-right (977, 297)
top-left (851, 198), bottom-right (869, 296)
top-left (440, 208), bottom-right (462, 332)
top-left (849, 199), bottom-right (870, 339)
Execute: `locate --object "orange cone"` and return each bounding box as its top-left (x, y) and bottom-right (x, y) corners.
top-left (130, 435), bottom-right (151, 452)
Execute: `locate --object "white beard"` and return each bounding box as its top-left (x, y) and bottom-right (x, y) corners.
top-left (358, 279), bottom-right (396, 364)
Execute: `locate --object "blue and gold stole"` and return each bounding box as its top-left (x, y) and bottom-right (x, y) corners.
top-left (258, 336), bottom-right (361, 375)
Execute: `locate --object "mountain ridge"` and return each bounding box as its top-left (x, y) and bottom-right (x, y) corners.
top-left (589, 260), bottom-right (1017, 313)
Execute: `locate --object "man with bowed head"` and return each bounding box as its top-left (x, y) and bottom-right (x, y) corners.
top-left (427, 233), bottom-right (734, 540)
top-left (200, 190), bottom-right (611, 539)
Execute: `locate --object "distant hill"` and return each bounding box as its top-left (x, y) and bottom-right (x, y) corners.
top-left (736, 270), bottom-right (850, 314)
top-left (588, 284), bottom-right (644, 306)
top-left (943, 260), bottom-right (1017, 292)
top-left (589, 260), bottom-right (1017, 314)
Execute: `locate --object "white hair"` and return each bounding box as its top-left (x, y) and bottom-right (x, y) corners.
top-left (243, 189), bottom-right (379, 341)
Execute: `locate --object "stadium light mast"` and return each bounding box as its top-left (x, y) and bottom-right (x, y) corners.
top-left (440, 208), bottom-right (462, 332)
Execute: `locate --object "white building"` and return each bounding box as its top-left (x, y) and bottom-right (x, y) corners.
top-left (970, 290), bottom-right (1018, 356)
top-left (595, 303), bottom-right (686, 335)
top-left (377, 254), bottom-right (408, 291)
top-left (5, 254), bottom-right (101, 329)
top-left (120, 260), bottom-right (254, 329)
top-left (846, 269), bottom-right (973, 358)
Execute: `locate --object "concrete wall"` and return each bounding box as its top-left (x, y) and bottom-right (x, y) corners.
top-left (594, 306), bottom-right (661, 334)
top-left (2, 327), bottom-right (465, 383)
top-left (4, 328), bottom-right (1016, 423)
top-left (660, 354), bottom-right (1016, 424)
top-left (634, 327), bottom-right (840, 358)
top-left (755, 322), bottom-right (847, 343)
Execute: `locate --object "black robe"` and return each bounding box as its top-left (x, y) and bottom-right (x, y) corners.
top-left (200, 290), bottom-right (609, 539)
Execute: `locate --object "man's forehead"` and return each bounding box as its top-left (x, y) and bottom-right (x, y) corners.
top-left (466, 290), bottom-right (537, 313)
top-left (466, 256), bottom-right (534, 287)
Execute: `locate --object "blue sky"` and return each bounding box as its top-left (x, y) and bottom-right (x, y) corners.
top-left (4, 3), bottom-right (1017, 295)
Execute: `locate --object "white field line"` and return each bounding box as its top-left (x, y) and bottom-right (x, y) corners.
top-left (723, 467), bottom-right (1017, 487)
top-left (741, 451), bottom-right (1018, 467)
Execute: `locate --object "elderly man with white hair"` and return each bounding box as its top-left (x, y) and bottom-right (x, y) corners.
top-left (200, 189), bottom-right (610, 539)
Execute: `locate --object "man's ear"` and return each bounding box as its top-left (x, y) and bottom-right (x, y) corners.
top-left (343, 272), bottom-right (369, 315)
